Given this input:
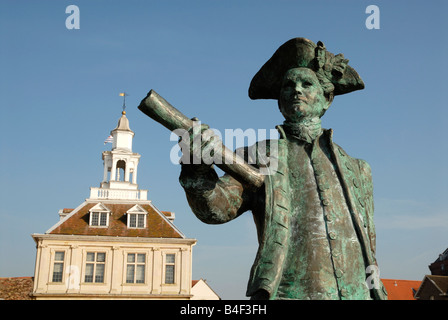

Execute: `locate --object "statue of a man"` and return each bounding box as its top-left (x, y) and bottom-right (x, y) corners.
top-left (178, 38), bottom-right (387, 300)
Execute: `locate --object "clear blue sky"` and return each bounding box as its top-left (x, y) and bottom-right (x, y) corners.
top-left (0, 0), bottom-right (447, 300)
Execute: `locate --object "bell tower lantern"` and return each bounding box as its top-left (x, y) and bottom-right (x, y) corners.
top-left (101, 110), bottom-right (141, 189)
top-left (89, 107), bottom-right (147, 201)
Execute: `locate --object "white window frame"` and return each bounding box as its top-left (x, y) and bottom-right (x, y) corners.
top-left (127, 213), bottom-right (146, 228)
top-left (125, 205), bottom-right (148, 229)
top-left (163, 252), bottom-right (177, 285)
top-left (88, 203), bottom-right (111, 228)
top-left (83, 251), bottom-right (106, 283)
top-left (50, 249), bottom-right (67, 283)
top-left (125, 252), bottom-right (147, 284)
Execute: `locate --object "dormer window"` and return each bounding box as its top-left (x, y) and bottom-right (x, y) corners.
top-left (129, 213), bottom-right (145, 228)
top-left (89, 203), bottom-right (111, 227)
top-left (126, 205), bottom-right (148, 229)
top-left (90, 212), bottom-right (108, 227)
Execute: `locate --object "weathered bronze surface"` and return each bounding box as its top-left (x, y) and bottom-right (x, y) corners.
top-left (141, 37), bottom-right (387, 300)
top-left (138, 90), bottom-right (265, 188)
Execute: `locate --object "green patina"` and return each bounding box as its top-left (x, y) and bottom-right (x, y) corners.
top-left (177, 37), bottom-right (387, 300)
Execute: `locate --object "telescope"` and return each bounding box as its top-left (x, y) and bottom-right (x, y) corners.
top-left (138, 90), bottom-right (265, 188)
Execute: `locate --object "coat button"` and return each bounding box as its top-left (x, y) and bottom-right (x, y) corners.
top-left (319, 183), bottom-right (330, 191)
top-left (328, 232), bottom-right (337, 240)
top-left (335, 269), bottom-right (344, 278)
top-left (360, 217), bottom-right (367, 228)
top-left (340, 289), bottom-right (348, 297)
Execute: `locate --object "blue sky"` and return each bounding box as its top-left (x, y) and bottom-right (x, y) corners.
top-left (0, 0), bottom-right (447, 300)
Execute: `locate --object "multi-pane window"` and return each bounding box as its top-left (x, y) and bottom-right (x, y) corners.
top-left (126, 253), bottom-right (146, 284)
top-left (52, 251), bottom-right (65, 282)
top-left (90, 212), bottom-right (108, 227)
top-left (165, 254), bottom-right (175, 284)
top-left (128, 213), bottom-right (145, 228)
top-left (84, 252), bottom-right (105, 283)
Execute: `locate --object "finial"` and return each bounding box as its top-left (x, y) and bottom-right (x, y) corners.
top-left (119, 92), bottom-right (129, 115)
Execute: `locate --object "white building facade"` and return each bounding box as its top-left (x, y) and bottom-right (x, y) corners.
top-left (31, 110), bottom-right (201, 300)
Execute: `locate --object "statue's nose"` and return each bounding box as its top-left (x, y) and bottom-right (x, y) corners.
top-left (294, 85), bottom-right (304, 96)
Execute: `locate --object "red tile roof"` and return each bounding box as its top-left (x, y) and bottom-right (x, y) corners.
top-left (382, 279), bottom-right (421, 300)
top-left (0, 277), bottom-right (34, 300)
top-left (0, 278), bottom-right (210, 300)
top-left (49, 202), bottom-right (183, 238)
top-left (192, 280), bottom-right (200, 287)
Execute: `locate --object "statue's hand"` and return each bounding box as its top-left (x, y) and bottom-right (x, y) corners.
top-left (178, 118), bottom-right (221, 191)
top-left (178, 117), bottom-right (221, 168)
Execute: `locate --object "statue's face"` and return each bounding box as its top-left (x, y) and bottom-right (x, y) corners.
top-left (278, 68), bottom-right (329, 122)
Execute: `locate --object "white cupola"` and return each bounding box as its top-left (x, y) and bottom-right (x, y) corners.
top-left (89, 109), bottom-right (148, 201)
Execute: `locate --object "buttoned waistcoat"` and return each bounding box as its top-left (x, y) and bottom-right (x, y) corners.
top-left (244, 126), bottom-right (388, 300)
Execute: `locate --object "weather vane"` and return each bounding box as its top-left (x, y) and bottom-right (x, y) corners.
top-left (119, 92), bottom-right (128, 113)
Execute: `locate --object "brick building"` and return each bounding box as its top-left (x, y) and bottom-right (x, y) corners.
top-left (414, 275), bottom-right (448, 300)
top-left (428, 248), bottom-right (448, 276)
top-left (414, 248), bottom-right (448, 300)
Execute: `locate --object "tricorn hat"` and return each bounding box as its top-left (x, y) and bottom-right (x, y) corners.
top-left (248, 37), bottom-right (365, 100)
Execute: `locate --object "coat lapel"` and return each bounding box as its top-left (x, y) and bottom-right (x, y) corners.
top-left (328, 130), bottom-right (387, 300)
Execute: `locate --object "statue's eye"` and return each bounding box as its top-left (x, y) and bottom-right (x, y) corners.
top-left (284, 80), bottom-right (295, 88)
top-left (303, 81), bottom-right (313, 88)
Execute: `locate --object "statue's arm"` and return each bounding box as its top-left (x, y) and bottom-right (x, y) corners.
top-left (179, 164), bottom-right (253, 224)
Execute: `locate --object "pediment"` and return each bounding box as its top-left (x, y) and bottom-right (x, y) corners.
top-left (89, 203), bottom-right (111, 213)
top-left (126, 204), bottom-right (148, 215)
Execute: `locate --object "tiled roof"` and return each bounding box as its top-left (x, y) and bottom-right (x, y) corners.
top-left (0, 277), bottom-right (34, 300)
top-left (382, 279), bottom-right (421, 300)
top-left (414, 275), bottom-right (448, 299)
top-left (426, 275), bottom-right (448, 293)
top-left (0, 278), bottom-right (212, 300)
top-left (49, 202), bottom-right (183, 238)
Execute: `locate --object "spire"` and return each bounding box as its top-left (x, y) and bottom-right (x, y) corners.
top-left (110, 92), bottom-right (134, 142)
top-left (111, 114), bottom-right (134, 153)
top-left (114, 112), bottom-right (132, 132)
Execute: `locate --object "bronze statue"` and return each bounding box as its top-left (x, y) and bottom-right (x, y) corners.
top-left (139, 37), bottom-right (387, 300)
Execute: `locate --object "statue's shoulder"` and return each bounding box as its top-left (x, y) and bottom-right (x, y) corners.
top-left (333, 145), bottom-right (373, 195)
top-left (333, 142), bottom-right (372, 175)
